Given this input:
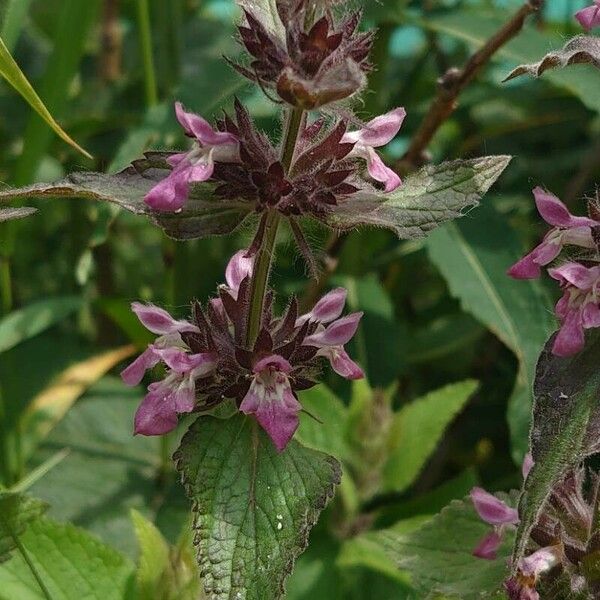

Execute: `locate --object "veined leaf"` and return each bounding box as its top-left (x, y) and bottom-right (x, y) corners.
top-left (322, 156), bottom-right (511, 239)
top-left (0, 492), bottom-right (47, 563)
top-left (426, 204), bottom-right (555, 461)
top-left (504, 35), bottom-right (600, 82)
top-left (513, 330), bottom-right (600, 563)
top-left (0, 35), bottom-right (90, 159)
top-left (383, 380), bottom-right (478, 493)
top-left (175, 414), bottom-right (341, 600)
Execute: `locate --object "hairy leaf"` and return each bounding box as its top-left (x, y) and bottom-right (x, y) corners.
top-left (0, 492), bottom-right (47, 563)
top-left (322, 156), bottom-right (511, 238)
top-left (0, 517), bottom-right (134, 600)
top-left (0, 154), bottom-right (253, 241)
top-left (0, 207), bottom-right (36, 222)
top-left (174, 414), bottom-right (341, 600)
top-left (504, 35), bottom-right (600, 82)
top-left (426, 204), bottom-right (555, 461)
top-left (513, 330), bottom-right (600, 563)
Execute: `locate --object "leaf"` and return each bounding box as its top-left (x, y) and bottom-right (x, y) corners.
top-left (0, 207), bottom-right (36, 222)
top-left (322, 156), bottom-right (511, 238)
top-left (504, 35), bottom-right (600, 82)
top-left (0, 155), bottom-right (253, 241)
top-left (0, 296), bottom-right (82, 353)
top-left (0, 517), bottom-right (135, 600)
top-left (174, 414), bottom-right (341, 600)
top-left (383, 380), bottom-right (478, 493)
top-left (20, 345), bottom-right (136, 458)
top-left (0, 492), bottom-right (47, 562)
top-left (513, 330), bottom-right (600, 563)
top-left (426, 203), bottom-right (555, 461)
top-left (351, 495), bottom-right (516, 599)
top-left (0, 35), bottom-right (91, 159)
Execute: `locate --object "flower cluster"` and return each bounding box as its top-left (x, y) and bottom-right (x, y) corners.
top-left (508, 188), bottom-right (600, 356)
top-left (576, 0), bottom-right (600, 30)
top-left (122, 251), bottom-right (363, 451)
top-left (472, 460), bottom-right (600, 599)
top-left (233, 1), bottom-right (374, 109)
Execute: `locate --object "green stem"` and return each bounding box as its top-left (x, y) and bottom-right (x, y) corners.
top-left (11, 528), bottom-right (55, 600)
top-left (245, 107), bottom-right (304, 346)
top-left (0, 256), bottom-right (12, 316)
top-left (136, 0), bottom-right (158, 107)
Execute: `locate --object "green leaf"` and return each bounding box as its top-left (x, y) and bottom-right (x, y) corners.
top-left (0, 35), bottom-right (90, 160)
top-left (383, 380), bottom-right (478, 493)
top-left (0, 297), bottom-right (82, 354)
top-left (513, 330), bottom-right (600, 563)
top-left (0, 155), bottom-right (253, 241)
top-left (174, 414), bottom-right (341, 600)
top-left (504, 35), bottom-right (600, 81)
top-left (351, 495), bottom-right (516, 599)
top-left (426, 203), bottom-right (555, 461)
top-left (322, 156), bottom-right (511, 238)
top-left (0, 517), bottom-right (135, 600)
top-left (0, 492), bottom-right (47, 562)
top-left (424, 8), bottom-right (600, 113)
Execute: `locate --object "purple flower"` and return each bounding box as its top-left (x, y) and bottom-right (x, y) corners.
top-left (144, 102), bottom-right (240, 212)
top-left (224, 249), bottom-right (254, 299)
top-left (508, 188), bottom-right (596, 280)
top-left (548, 262), bottom-right (600, 356)
top-left (342, 108), bottom-right (406, 192)
top-left (576, 1), bottom-right (600, 30)
top-left (504, 546), bottom-right (562, 600)
top-left (239, 355), bottom-right (302, 452)
top-left (296, 287), bottom-right (347, 326)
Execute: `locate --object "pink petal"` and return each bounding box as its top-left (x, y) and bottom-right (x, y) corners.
top-left (518, 545), bottom-right (561, 578)
top-left (131, 302), bottom-right (198, 335)
top-left (533, 187), bottom-right (596, 228)
top-left (144, 167), bottom-right (190, 212)
top-left (576, 3), bottom-right (600, 30)
top-left (582, 302), bottom-right (600, 329)
top-left (522, 453), bottom-right (534, 479)
top-left (365, 146), bottom-right (402, 192)
top-left (470, 487), bottom-right (519, 525)
top-left (318, 346), bottom-right (364, 380)
top-left (225, 249), bottom-right (254, 293)
top-left (134, 384), bottom-right (179, 436)
top-left (174, 102), bottom-right (238, 146)
top-left (121, 346), bottom-right (161, 386)
top-left (548, 262), bottom-right (599, 290)
top-left (343, 107), bottom-right (407, 147)
top-left (172, 377), bottom-right (196, 413)
top-left (507, 253), bottom-right (543, 280)
top-left (562, 225), bottom-right (595, 248)
top-left (304, 312), bottom-right (363, 347)
top-left (552, 310), bottom-right (585, 357)
top-left (297, 287), bottom-right (347, 326)
top-left (253, 354), bottom-right (293, 375)
top-left (473, 530), bottom-right (503, 560)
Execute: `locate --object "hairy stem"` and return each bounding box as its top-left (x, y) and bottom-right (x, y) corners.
top-left (399, 0), bottom-right (541, 171)
top-left (246, 107), bottom-right (304, 346)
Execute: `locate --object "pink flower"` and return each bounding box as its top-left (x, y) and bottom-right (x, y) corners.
top-left (144, 102), bottom-right (240, 212)
top-left (303, 310), bottom-right (364, 380)
top-left (504, 545), bottom-right (562, 600)
top-left (342, 107), bottom-right (406, 193)
top-left (239, 355), bottom-right (302, 452)
top-left (548, 262), bottom-right (600, 356)
top-left (508, 188), bottom-right (596, 279)
top-left (576, 0), bottom-right (600, 30)
top-left (295, 287), bottom-right (347, 326)
top-left (225, 249), bottom-right (254, 299)
top-left (121, 303), bottom-right (217, 435)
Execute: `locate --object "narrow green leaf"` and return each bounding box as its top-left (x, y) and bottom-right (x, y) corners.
top-left (513, 330), bottom-right (600, 563)
top-left (0, 297), bottom-right (81, 354)
top-left (175, 414), bottom-right (341, 600)
top-left (383, 380), bottom-right (478, 493)
top-left (0, 517), bottom-right (135, 600)
top-left (426, 204), bottom-right (554, 461)
top-left (0, 35), bottom-right (90, 160)
top-left (1, 0), bottom-right (35, 51)
top-left (0, 492), bottom-right (47, 562)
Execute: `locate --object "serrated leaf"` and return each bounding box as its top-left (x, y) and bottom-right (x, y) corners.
top-left (322, 156), bottom-right (511, 238)
top-left (426, 204), bottom-right (555, 461)
top-left (0, 155), bottom-right (253, 241)
top-left (513, 330), bottom-right (600, 563)
top-left (0, 517), bottom-right (135, 600)
top-left (0, 492), bottom-right (47, 563)
top-left (383, 380), bottom-right (478, 493)
top-left (504, 35), bottom-right (600, 82)
top-left (349, 495), bottom-right (517, 599)
top-left (174, 414), bottom-right (341, 600)
top-left (0, 207), bottom-right (36, 222)
top-left (0, 297), bottom-right (82, 353)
